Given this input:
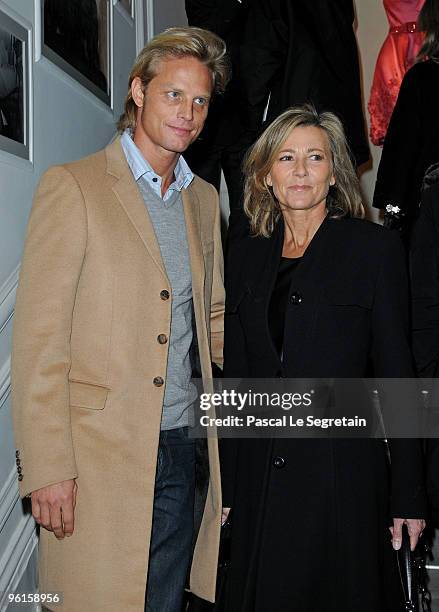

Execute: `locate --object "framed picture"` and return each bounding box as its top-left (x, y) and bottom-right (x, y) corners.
top-left (0, 5), bottom-right (31, 160)
top-left (41, 0), bottom-right (112, 106)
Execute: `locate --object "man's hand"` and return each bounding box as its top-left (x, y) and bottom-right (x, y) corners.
top-left (31, 479), bottom-right (77, 539)
top-left (390, 517), bottom-right (425, 551)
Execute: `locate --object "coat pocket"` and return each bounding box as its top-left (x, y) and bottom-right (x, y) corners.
top-left (69, 380), bottom-right (110, 410)
top-left (323, 282), bottom-right (373, 309)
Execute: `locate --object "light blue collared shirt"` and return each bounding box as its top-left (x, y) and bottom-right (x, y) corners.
top-left (120, 129), bottom-right (193, 202)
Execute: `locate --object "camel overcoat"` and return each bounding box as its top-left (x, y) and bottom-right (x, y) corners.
top-left (11, 138), bottom-right (224, 611)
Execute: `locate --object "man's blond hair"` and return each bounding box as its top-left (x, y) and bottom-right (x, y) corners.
top-left (117, 26), bottom-right (229, 133)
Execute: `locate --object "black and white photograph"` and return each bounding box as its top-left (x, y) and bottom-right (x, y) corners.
top-left (0, 8), bottom-right (29, 160)
top-left (42, 0), bottom-right (111, 105)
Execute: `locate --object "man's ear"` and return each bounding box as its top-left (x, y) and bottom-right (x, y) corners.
top-left (131, 77), bottom-right (145, 108)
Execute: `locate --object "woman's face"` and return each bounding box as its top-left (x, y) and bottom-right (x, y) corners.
top-left (266, 125), bottom-right (335, 213)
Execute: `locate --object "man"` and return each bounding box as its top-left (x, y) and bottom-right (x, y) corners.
top-left (12, 27), bottom-right (228, 612)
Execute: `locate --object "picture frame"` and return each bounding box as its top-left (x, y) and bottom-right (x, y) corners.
top-left (41, 0), bottom-right (112, 107)
top-left (0, 3), bottom-right (32, 161)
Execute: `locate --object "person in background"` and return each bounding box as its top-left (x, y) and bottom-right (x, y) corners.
top-left (184, 0), bottom-right (253, 220)
top-left (373, 0), bottom-right (439, 235)
top-left (235, 0), bottom-right (369, 167)
top-left (368, 0), bottom-right (425, 147)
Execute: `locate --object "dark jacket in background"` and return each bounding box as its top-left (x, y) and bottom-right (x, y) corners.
top-left (185, 0), bottom-right (252, 214)
top-left (221, 216), bottom-right (426, 611)
top-left (373, 60), bottom-right (439, 226)
top-left (237, 0), bottom-right (369, 166)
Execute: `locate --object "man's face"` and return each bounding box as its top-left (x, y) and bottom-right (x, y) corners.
top-left (132, 56), bottom-right (213, 163)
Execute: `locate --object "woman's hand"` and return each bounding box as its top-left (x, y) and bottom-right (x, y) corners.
top-left (390, 517), bottom-right (425, 551)
top-left (222, 507), bottom-right (231, 526)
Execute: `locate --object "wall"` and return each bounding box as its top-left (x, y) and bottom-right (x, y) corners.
top-left (153, 0), bottom-right (187, 33)
top-left (0, 1), bottom-right (141, 609)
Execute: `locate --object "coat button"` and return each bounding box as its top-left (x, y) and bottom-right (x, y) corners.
top-left (273, 456), bottom-right (286, 468)
top-left (18, 474), bottom-right (23, 481)
top-left (15, 450), bottom-right (20, 458)
top-left (17, 466), bottom-right (22, 474)
top-left (16, 458), bottom-right (20, 466)
top-left (153, 376), bottom-right (164, 387)
top-left (290, 291), bottom-right (303, 305)
top-left (160, 290), bottom-right (170, 300)
top-left (157, 334), bottom-right (168, 345)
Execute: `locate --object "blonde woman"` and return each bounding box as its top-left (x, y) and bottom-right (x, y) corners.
top-left (221, 105), bottom-right (426, 612)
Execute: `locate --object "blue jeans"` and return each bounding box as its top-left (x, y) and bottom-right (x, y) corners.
top-left (145, 426), bottom-right (196, 612)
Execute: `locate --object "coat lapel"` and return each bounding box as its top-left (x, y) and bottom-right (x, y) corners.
top-left (105, 138), bottom-right (167, 280)
top-left (246, 220), bottom-right (284, 299)
top-left (182, 184), bottom-right (205, 298)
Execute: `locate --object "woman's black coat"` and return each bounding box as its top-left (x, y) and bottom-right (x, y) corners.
top-left (221, 216), bottom-right (426, 612)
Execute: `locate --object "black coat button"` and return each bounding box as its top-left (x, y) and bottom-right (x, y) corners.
top-left (153, 376), bottom-right (164, 387)
top-left (160, 290), bottom-right (170, 300)
top-left (290, 291), bottom-right (303, 305)
top-left (15, 450), bottom-right (20, 458)
top-left (273, 456), bottom-right (286, 468)
top-left (16, 458), bottom-right (20, 466)
top-left (17, 466), bottom-right (22, 474)
top-left (18, 474), bottom-right (23, 481)
top-left (157, 334), bottom-right (168, 345)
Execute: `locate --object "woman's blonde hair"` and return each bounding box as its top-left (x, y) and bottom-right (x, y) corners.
top-left (243, 104), bottom-right (364, 237)
top-left (117, 27), bottom-right (229, 132)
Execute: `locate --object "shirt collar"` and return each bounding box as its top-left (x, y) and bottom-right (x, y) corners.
top-left (120, 129), bottom-right (194, 192)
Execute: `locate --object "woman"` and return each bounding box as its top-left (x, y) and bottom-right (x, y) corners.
top-left (221, 105), bottom-right (426, 612)
top-left (367, 0), bottom-right (424, 147)
top-left (373, 0), bottom-right (439, 233)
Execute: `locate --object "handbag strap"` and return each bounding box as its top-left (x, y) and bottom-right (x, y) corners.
top-left (396, 525), bottom-right (417, 611)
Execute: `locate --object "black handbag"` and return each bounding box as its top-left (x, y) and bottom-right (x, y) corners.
top-left (396, 524), bottom-right (432, 612)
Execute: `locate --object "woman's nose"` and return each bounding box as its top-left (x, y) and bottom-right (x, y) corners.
top-left (293, 158), bottom-right (307, 177)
